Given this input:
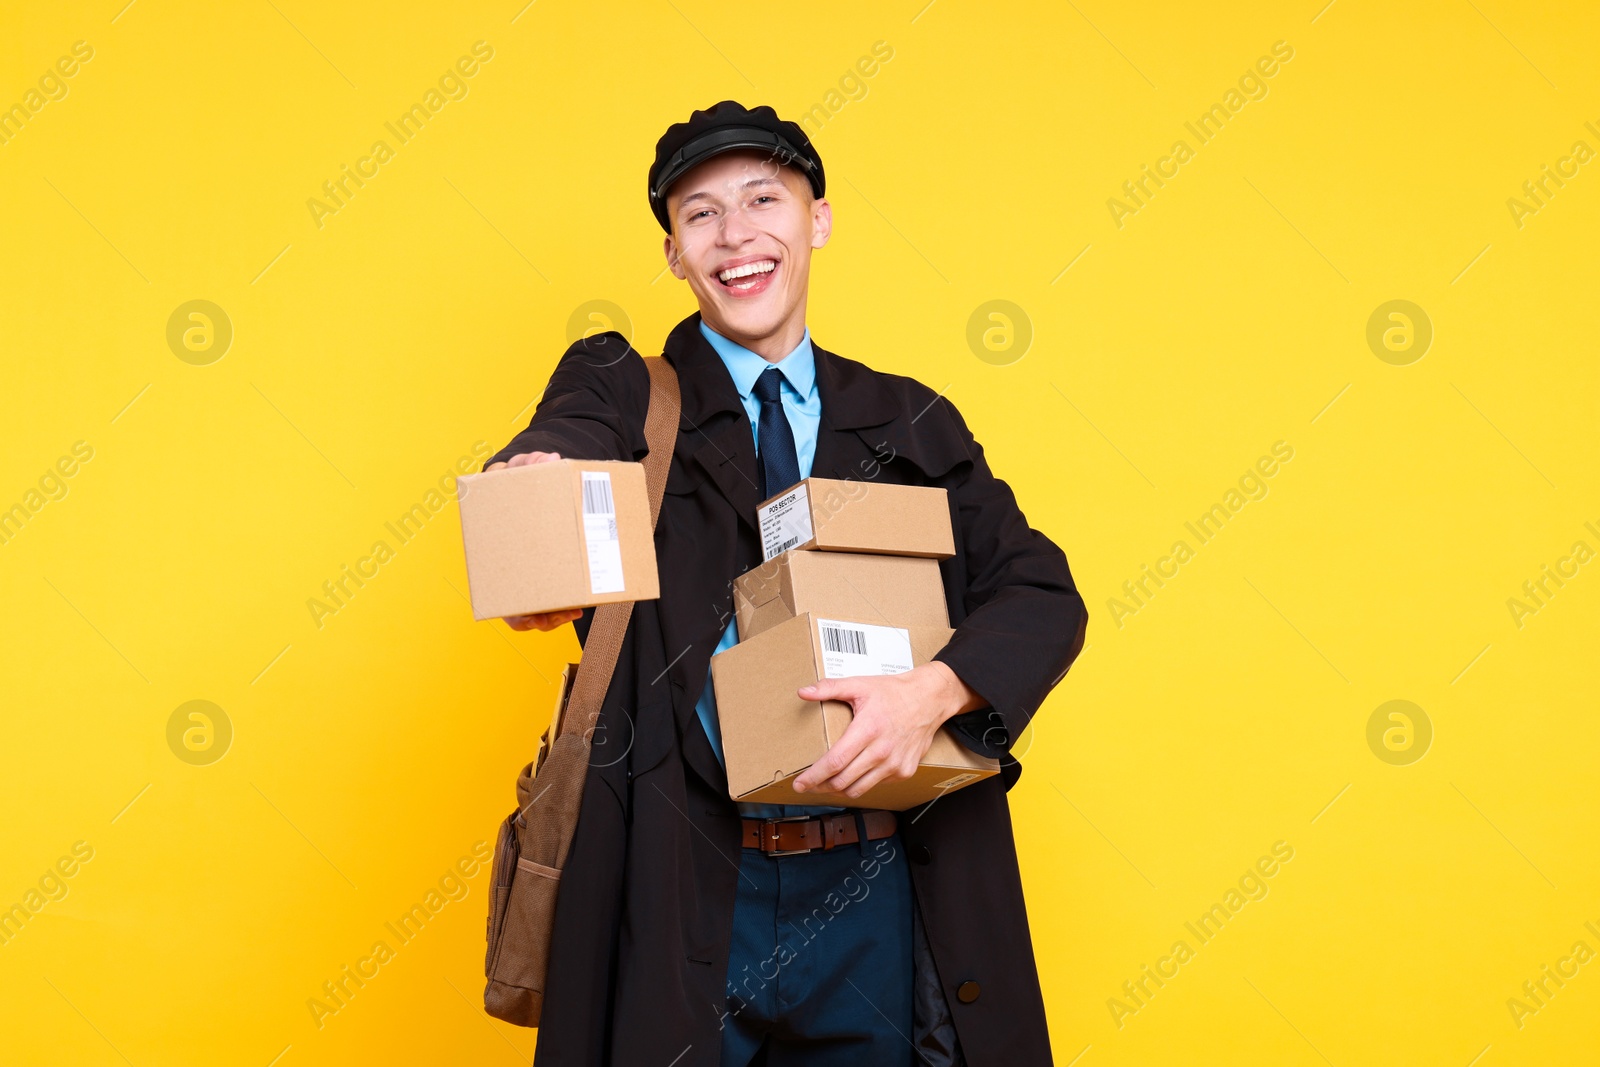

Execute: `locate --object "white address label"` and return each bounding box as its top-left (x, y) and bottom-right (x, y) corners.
top-left (581, 471), bottom-right (625, 594)
top-left (758, 482), bottom-right (813, 560)
top-left (816, 618), bottom-right (913, 679)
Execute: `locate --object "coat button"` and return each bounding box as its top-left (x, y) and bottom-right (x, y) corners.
top-left (911, 845), bottom-right (932, 865)
top-left (956, 980), bottom-right (980, 1003)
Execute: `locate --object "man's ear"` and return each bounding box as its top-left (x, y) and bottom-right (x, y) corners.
top-left (810, 197), bottom-right (833, 250)
top-left (664, 232), bottom-right (687, 280)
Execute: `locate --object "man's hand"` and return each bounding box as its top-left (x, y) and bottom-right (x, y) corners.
top-left (503, 608), bottom-right (583, 632)
top-left (485, 450), bottom-right (562, 471)
top-left (485, 450), bottom-right (579, 632)
top-left (791, 661), bottom-right (985, 799)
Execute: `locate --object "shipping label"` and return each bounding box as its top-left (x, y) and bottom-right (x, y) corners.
top-left (816, 618), bottom-right (914, 679)
top-left (758, 482), bottom-right (813, 560)
top-left (581, 471), bottom-right (625, 594)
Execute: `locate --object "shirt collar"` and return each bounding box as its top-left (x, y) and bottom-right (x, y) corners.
top-left (699, 320), bottom-right (816, 400)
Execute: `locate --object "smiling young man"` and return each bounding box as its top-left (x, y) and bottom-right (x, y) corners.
top-left (482, 101), bottom-right (1087, 1066)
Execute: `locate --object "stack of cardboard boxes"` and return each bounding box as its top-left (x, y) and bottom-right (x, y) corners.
top-left (453, 463), bottom-right (999, 810)
top-left (712, 477), bottom-right (999, 810)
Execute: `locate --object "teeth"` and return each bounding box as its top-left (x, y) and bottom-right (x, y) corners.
top-left (718, 260), bottom-right (776, 283)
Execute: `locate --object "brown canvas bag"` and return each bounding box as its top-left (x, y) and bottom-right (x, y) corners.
top-left (482, 354), bottom-right (680, 1027)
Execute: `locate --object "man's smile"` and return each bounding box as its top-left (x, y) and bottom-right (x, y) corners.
top-left (713, 254), bottom-right (780, 296)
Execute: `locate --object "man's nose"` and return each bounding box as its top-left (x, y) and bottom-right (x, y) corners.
top-left (718, 203), bottom-right (757, 244)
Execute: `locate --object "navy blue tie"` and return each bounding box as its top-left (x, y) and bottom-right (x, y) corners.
top-left (753, 366), bottom-right (800, 500)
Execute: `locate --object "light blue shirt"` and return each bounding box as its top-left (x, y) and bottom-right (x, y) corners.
top-left (695, 320), bottom-right (841, 818)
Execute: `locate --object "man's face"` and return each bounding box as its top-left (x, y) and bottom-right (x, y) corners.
top-left (664, 149), bottom-right (831, 348)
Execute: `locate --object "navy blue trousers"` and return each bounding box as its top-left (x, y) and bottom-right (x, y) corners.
top-left (719, 829), bottom-right (915, 1066)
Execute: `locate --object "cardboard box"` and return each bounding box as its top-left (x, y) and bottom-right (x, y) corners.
top-left (734, 549), bottom-right (950, 640)
top-left (710, 613), bottom-right (998, 810)
top-left (455, 459), bottom-right (659, 620)
top-left (756, 477), bottom-right (955, 561)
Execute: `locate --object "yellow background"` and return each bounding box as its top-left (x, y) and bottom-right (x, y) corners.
top-left (3, 0), bottom-right (1596, 1063)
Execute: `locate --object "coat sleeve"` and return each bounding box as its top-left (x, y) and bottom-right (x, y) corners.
top-left (925, 395), bottom-right (1089, 761)
top-left (482, 333), bottom-right (652, 470)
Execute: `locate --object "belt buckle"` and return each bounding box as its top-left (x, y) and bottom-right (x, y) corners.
top-left (760, 813), bottom-right (816, 856)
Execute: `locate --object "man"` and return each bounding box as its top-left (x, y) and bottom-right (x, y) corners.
top-left (483, 101), bottom-right (1087, 1065)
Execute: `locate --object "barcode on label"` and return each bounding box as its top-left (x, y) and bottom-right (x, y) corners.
top-left (773, 536), bottom-right (800, 554)
top-left (820, 625), bottom-right (868, 656)
top-left (581, 473), bottom-right (615, 515)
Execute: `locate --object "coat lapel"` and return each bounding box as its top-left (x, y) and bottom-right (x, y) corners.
top-left (664, 312), bottom-right (764, 536)
top-left (691, 423), bottom-right (762, 535)
top-left (810, 333), bottom-right (899, 479)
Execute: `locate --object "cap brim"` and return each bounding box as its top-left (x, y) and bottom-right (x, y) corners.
top-left (650, 126), bottom-right (816, 206)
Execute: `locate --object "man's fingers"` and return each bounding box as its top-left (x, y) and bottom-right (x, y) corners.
top-left (797, 677), bottom-right (858, 704)
top-left (793, 681), bottom-right (875, 791)
top-left (487, 451), bottom-right (561, 472)
top-left (827, 742), bottom-right (923, 799)
top-left (814, 740), bottom-right (896, 798)
top-left (840, 759), bottom-right (897, 800)
top-left (792, 720), bottom-right (872, 793)
top-left (506, 450), bottom-right (561, 467)
top-left (503, 608), bottom-right (582, 631)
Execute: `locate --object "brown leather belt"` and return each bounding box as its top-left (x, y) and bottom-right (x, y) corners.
top-left (740, 809), bottom-right (898, 856)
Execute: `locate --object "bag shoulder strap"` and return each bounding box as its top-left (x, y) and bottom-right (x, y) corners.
top-left (638, 355), bottom-right (682, 525)
top-left (556, 355), bottom-right (680, 740)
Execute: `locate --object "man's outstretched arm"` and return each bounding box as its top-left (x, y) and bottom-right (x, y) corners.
top-left (482, 334), bottom-right (651, 471)
top-left (479, 334), bottom-right (651, 630)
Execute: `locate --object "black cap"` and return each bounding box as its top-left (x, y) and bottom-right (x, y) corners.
top-left (648, 100), bottom-right (825, 234)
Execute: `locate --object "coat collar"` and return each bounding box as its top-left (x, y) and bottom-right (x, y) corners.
top-left (662, 310), bottom-right (900, 434)
top-left (698, 319), bottom-right (816, 402)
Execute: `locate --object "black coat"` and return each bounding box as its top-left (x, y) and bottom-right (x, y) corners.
top-left (484, 310), bottom-right (1088, 1065)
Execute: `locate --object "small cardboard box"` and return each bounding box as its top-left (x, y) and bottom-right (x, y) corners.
top-left (454, 459), bottom-right (659, 620)
top-left (756, 477), bottom-right (955, 561)
top-left (710, 612), bottom-right (998, 810)
top-left (734, 549), bottom-right (950, 641)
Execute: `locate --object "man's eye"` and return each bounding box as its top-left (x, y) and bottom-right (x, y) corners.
top-left (752, 196), bottom-right (773, 205)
